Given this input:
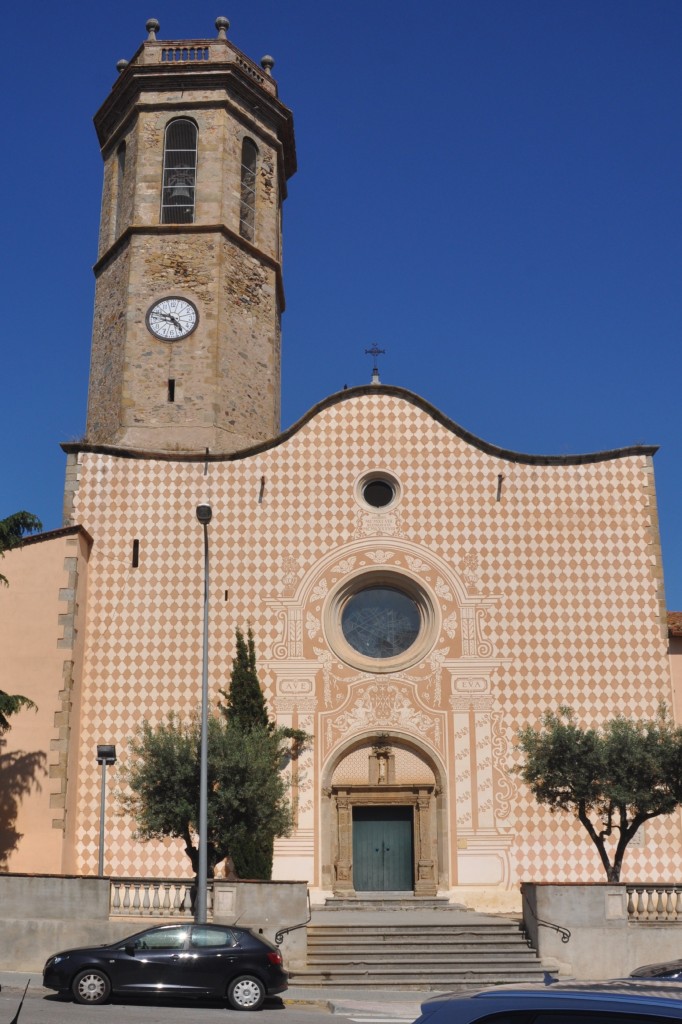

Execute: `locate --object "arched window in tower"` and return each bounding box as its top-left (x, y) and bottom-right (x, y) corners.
top-left (240, 137), bottom-right (258, 241)
top-left (114, 141), bottom-right (126, 237)
top-left (161, 119), bottom-right (198, 224)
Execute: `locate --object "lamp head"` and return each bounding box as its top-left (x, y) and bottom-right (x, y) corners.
top-left (196, 503), bottom-right (213, 525)
top-left (96, 744), bottom-right (117, 765)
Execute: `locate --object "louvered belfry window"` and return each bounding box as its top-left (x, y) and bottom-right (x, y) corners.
top-left (161, 119), bottom-right (198, 224)
top-left (240, 138), bottom-right (257, 241)
top-left (114, 142), bottom-right (126, 237)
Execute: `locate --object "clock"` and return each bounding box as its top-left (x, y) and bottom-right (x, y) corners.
top-left (146, 296), bottom-right (198, 340)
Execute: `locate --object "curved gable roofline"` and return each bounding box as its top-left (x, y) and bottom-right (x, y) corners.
top-left (62, 384), bottom-right (658, 465)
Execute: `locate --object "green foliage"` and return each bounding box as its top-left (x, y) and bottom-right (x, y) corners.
top-left (217, 627), bottom-right (310, 877)
top-left (0, 693), bottom-right (37, 735)
top-left (516, 706), bottom-right (682, 881)
top-left (220, 628), bottom-right (270, 731)
top-left (0, 511), bottom-right (42, 586)
top-left (120, 713), bottom-right (294, 879)
top-left (0, 512), bottom-right (42, 732)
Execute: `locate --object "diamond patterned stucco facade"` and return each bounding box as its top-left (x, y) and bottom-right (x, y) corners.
top-left (62, 386), bottom-right (677, 893)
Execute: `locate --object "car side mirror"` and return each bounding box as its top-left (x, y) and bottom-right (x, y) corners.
top-left (124, 944), bottom-right (136, 956)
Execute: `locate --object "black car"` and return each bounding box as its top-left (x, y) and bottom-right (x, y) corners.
top-left (43, 922), bottom-right (288, 1009)
top-left (632, 959), bottom-right (682, 981)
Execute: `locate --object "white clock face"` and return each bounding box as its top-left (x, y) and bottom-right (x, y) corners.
top-left (146, 296), bottom-right (198, 340)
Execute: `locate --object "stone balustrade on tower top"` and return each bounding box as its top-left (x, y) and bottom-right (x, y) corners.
top-left (118, 16), bottom-right (278, 99)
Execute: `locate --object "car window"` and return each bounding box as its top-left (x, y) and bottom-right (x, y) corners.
top-left (132, 927), bottom-right (189, 950)
top-left (190, 927), bottom-right (237, 948)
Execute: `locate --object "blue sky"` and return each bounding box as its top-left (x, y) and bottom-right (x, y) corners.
top-left (3, 1), bottom-right (681, 607)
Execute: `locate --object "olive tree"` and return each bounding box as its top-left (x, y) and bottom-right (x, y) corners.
top-left (120, 712), bottom-right (293, 879)
top-left (516, 706), bottom-right (682, 882)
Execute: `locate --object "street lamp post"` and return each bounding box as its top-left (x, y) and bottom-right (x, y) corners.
top-left (96, 744), bottom-right (117, 876)
top-left (195, 502), bottom-right (212, 924)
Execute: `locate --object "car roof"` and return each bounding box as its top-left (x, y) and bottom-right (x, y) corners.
top-left (421, 980), bottom-right (682, 1018)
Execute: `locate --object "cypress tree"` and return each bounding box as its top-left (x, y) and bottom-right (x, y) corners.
top-left (221, 627), bottom-right (271, 732)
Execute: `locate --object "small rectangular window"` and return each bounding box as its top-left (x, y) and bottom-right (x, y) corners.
top-left (168, 379), bottom-right (176, 402)
top-left (132, 539), bottom-right (140, 568)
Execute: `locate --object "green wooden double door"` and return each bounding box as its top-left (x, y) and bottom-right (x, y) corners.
top-left (352, 806), bottom-right (414, 891)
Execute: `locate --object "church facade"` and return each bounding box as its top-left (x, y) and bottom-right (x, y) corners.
top-left (2, 20), bottom-right (681, 901)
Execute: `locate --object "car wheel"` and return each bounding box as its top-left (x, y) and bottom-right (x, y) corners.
top-left (227, 975), bottom-right (266, 1011)
top-left (72, 968), bottom-right (111, 1005)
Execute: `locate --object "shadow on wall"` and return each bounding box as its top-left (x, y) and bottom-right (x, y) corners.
top-left (0, 742), bottom-right (47, 868)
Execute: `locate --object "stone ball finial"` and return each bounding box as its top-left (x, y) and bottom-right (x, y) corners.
top-left (146, 18), bottom-right (160, 41)
top-left (260, 55), bottom-right (275, 74)
top-left (116, 59), bottom-right (129, 74)
top-left (215, 16), bottom-right (230, 39)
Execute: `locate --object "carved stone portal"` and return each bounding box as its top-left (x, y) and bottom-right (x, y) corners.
top-left (331, 785), bottom-right (437, 897)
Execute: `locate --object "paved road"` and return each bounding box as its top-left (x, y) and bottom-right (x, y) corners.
top-left (0, 983), bottom-right (424, 1024)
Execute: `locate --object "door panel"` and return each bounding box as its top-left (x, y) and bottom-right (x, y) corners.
top-left (352, 806), bottom-right (413, 891)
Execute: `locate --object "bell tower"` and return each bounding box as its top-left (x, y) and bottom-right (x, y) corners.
top-left (85, 17), bottom-right (296, 453)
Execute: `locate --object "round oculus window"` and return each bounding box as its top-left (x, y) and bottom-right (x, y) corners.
top-left (324, 569), bottom-right (439, 673)
top-left (362, 479), bottom-right (395, 509)
top-left (341, 586), bottom-right (420, 659)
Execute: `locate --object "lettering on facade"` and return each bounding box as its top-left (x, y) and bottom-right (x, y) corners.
top-left (453, 677), bottom-right (489, 694)
top-left (277, 678), bottom-right (313, 695)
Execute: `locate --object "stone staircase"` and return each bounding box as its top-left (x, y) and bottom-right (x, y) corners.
top-left (288, 904), bottom-right (553, 990)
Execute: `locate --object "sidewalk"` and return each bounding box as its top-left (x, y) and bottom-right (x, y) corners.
top-left (0, 973), bottom-right (434, 1020)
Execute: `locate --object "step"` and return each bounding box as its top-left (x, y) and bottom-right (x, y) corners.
top-left (325, 899), bottom-right (454, 910)
top-left (308, 924), bottom-right (524, 936)
top-left (306, 952), bottom-right (542, 964)
top-left (289, 972), bottom-right (550, 989)
top-left (295, 961), bottom-right (548, 976)
top-left (308, 929), bottom-right (526, 941)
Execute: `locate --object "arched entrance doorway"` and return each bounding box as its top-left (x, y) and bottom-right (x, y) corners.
top-left (320, 735), bottom-right (447, 897)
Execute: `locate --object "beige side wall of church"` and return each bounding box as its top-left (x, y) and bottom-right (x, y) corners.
top-left (0, 529), bottom-right (90, 874)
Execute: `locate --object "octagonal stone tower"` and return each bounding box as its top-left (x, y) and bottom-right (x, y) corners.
top-left (85, 18), bottom-right (296, 453)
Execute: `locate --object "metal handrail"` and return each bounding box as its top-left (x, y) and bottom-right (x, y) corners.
top-left (275, 889), bottom-right (312, 946)
top-left (523, 899), bottom-right (571, 944)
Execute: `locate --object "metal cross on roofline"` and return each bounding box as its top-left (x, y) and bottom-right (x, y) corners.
top-left (365, 344), bottom-right (386, 385)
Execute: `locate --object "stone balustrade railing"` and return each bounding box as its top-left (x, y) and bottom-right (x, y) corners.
top-left (110, 877), bottom-right (214, 918)
top-left (161, 47), bottom-right (210, 63)
top-left (626, 884), bottom-right (682, 921)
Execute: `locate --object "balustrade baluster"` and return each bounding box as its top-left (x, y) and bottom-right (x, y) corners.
top-left (152, 884), bottom-right (161, 911)
top-left (665, 889), bottom-right (674, 919)
top-left (112, 882), bottom-right (121, 913)
top-left (646, 887), bottom-right (655, 919)
top-left (123, 883), bottom-right (131, 913)
top-left (132, 883), bottom-right (142, 913)
top-left (626, 889), bottom-right (635, 917)
top-left (636, 888), bottom-right (645, 919)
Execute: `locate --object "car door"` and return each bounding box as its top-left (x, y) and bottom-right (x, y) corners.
top-left (113, 925), bottom-right (191, 993)
top-left (179, 926), bottom-right (246, 995)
